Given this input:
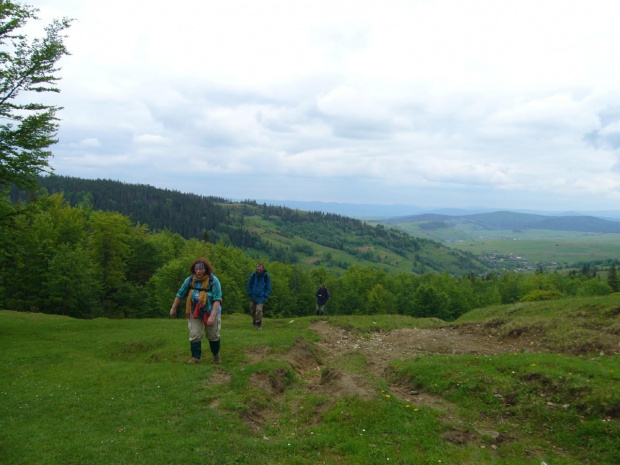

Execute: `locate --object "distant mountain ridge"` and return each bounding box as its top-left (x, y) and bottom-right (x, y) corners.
top-left (383, 211), bottom-right (620, 234)
top-left (254, 199), bottom-right (620, 222)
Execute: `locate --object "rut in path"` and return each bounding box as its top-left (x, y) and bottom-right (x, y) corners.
top-left (304, 319), bottom-right (540, 405)
top-left (239, 319), bottom-right (544, 434)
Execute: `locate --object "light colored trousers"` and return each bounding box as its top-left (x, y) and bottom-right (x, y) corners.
top-left (188, 314), bottom-right (221, 342)
top-left (250, 302), bottom-right (264, 322)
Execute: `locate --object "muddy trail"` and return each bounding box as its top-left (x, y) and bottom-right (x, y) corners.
top-left (306, 320), bottom-right (543, 405)
top-left (239, 320), bottom-right (549, 435)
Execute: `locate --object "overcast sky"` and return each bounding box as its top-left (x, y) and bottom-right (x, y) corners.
top-left (31, 0), bottom-right (620, 212)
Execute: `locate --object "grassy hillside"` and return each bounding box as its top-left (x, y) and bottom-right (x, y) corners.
top-left (2, 295), bottom-right (618, 464)
top-left (239, 210), bottom-right (486, 275)
top-left (18, 175), bottom-right (487, 276)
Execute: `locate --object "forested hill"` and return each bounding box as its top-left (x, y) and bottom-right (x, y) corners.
top-left (20, 175), bottom-right (233, 239)
top-left (13, 175), bottom-right (487, 275)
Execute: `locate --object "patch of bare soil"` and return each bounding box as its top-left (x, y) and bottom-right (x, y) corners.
top-left (239, 320), bottom-right (557, 438)
top-left (205, 369), bottom-right (231, 386)
top-left (309, 320), bottom-right (541, 389)
top-left (303, 319), bottom-right (549, 438)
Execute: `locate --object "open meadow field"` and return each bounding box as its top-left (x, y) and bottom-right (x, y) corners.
top-left (391, 223), bottom-right (620, 266)
top-left (448, 233), bottom-right (620, 265)
top-left (1, 296), bottom-right (619, 464)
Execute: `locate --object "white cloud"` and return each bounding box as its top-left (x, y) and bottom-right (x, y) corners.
top-left (23, 0), bottom-right (620, 211)
top-left (134, 134), bottom-right (169, 145)
top-left (78, 138), bottom-right (101, 148)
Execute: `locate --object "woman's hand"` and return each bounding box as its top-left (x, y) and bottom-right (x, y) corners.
top-left (206, 313), bottom-right (216, 326)
top-left (170, 297), bottom-right (181, 318)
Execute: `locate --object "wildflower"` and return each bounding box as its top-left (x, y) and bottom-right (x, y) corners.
top-left (406, 404), bottom-right (411, 408)
top-left (414, 408), bottom-right (419, 412)
top-left (385, 394), bottom-right (391, 399)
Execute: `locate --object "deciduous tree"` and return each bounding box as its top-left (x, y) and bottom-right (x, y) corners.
top-left (0, 1), bottom-right (72, 189)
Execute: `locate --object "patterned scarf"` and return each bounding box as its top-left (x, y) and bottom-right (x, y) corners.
top-left (185, 274), bottom-right (210, 318)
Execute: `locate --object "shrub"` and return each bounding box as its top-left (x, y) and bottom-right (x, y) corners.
top-left (520, 290), bottom-right (565, 302)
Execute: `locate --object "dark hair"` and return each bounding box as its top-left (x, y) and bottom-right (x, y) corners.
top-left (190, 258), bottom-right (212, 275)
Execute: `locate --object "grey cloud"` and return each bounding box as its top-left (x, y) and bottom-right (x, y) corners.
top-left (584, 107), bottom-right (620, 150)
top-left (314, 109), bottom-right (397, 140)
top-left (331, 120), bottom-right (394, 140)
top-left (57, 127), bottom-right (134, 155)
top-left (598, 107), bottom-right (620, 127)
top-left (257, 112), bottom-right (297, 134)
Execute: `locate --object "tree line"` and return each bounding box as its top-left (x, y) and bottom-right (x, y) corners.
top-left (12, 175), bottom-right (488, 276)
top-left (1, 192), bottom-right (617, 321)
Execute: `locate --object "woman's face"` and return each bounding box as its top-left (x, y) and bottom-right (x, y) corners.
top-left (194, 266), bottom-right (206, 278)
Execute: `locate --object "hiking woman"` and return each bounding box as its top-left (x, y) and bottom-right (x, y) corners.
top-left (170, 258), bottom-right (222, 364)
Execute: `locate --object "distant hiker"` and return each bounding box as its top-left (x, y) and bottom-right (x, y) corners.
top-left (170, 258), bottom-right (222, 365)
top-left (247, 263), bottom-right (271, 329)
top-left (315, 284), bottom-right (329, 315)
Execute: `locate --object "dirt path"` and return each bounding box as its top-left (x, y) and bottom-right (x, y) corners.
top-left (240, 320), bottom-right (546, 434)
top-left (305, 320), bottom-right (541, 406)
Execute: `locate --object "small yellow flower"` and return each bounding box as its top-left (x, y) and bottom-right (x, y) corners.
top-left (406, 404), bottom-right (410, 408)
top-left (385, 394), bottom-right (391, 399)
top-left (414, 408), bottom-right (419, 412)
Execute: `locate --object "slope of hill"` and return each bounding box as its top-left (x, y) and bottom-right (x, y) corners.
top-left (2, 295), bottom-right (618, 464)
top-left (14, 175), bottom-right (487, 275)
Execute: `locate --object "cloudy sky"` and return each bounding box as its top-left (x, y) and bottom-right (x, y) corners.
top-left (32, 0), bottom-right (620, 211)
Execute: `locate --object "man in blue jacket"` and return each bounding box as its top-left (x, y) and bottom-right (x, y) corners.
top-left (247, 263), bottom-right (271, 329)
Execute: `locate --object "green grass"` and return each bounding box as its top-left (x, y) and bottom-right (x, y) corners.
top-left (453, 295), bottom-right (620, 358)
top-left (321, 314), bottom-right (445, 333)
top-left (1, 304), bottom-right (618, 464)
top-left (392, 353), bottom-right (619, 464)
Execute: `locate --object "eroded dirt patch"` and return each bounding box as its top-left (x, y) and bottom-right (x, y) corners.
top-left (307, 320), bottom-right (548, 410)
top-left (245, 346), bottom-right (270, 364)
top-left (312, 367), bottom-right (374, 399)
top-left (205, 369), bottom-right (231, 386)
top-left (280, 338), bottom-right (323, 374)
top-left (238, 318), bottom-right (588, 436)
top-left (243, 409), bottom-right (268, 433)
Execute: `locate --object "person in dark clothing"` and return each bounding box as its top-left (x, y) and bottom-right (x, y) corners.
top-left (315, 284), bottom-right (329, 315)
top-left (247, 263), bottom-right (271, 329)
